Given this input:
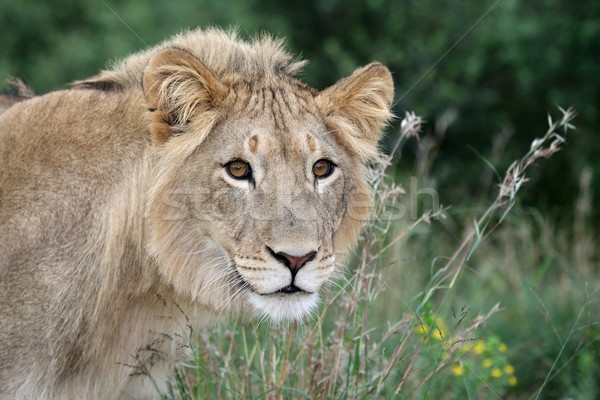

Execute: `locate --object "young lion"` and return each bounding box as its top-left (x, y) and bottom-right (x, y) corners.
top-left (0, 28), bottom-right (393, 399)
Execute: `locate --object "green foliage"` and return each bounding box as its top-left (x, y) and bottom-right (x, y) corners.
top-left (414, 307), bottom-right (518, 399)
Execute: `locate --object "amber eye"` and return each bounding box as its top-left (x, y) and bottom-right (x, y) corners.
top-left (226, 160), bottom-right (252, 180)
top-left (312, 159), bottom-right (335, 179)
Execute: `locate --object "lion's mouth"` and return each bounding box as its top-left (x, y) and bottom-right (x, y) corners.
top-left (277, 284), bottom-right (304, 294)
top-left (258, 285), bottom-right (313, 296)
top-left (232, 264), bottom-right (314, 296)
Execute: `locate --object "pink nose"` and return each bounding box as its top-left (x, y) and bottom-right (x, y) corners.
top-left (270, 249), bottom-right (317, 275)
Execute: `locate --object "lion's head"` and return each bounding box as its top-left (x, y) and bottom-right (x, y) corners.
top-left (81, 30), bottom-right (393, 323)
top-left (142, 44), bottom-right (393, 322)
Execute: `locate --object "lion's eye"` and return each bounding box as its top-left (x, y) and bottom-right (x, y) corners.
top-left (226, 160), bottom-right (252, 180)
top-left (312, 159), bottom-right (335, 179)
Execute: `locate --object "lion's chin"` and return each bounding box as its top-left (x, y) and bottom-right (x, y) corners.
top-left (247, 291), bottom-right (320, 322)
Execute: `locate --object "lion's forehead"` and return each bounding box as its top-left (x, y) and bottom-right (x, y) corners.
top-left (246, 126), bottom-right (325, 161)
top-left (212, 89), bottom-right (334, 167)
top-left (225, 78), bottom-right (321, 130)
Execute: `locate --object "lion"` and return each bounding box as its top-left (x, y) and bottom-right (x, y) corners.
top-left (0, 28), bottom-right (393, 399)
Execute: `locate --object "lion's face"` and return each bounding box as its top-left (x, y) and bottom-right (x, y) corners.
top-left (193, 95), bottom-right (353, 321)
top-left (144, 49), bottom-right (393, 322)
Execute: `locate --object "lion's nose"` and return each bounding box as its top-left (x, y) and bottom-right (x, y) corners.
top-left (268, 248), bottom-right (317, 276)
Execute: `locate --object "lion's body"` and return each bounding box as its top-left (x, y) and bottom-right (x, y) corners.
top-left (0, 28), bottom-right (393, 399)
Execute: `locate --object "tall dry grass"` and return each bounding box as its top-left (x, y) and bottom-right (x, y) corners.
top-left (159, 106), bottom-right (596, 399)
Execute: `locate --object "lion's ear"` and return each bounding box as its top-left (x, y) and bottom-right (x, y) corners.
top-left (316, 63), bottom-right (394, 160)
top-left (143, 48), bottom-right (227, 142)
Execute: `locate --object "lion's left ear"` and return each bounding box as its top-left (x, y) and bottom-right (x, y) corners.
top-left (316, 63), bottom-right (394, 160)
top-left (143, 48), bottom-right (227, 142)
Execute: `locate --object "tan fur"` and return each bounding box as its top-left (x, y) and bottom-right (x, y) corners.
top-left (0, 28), bottom-right (393, 399)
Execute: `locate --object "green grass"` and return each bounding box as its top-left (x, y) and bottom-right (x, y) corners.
top-left (161, 107), bottom-right (599, 399)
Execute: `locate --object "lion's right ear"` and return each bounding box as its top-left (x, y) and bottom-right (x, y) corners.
top-left (143, 48), bottom-right (227, 142)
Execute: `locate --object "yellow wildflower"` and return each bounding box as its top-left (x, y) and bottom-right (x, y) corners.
top-left (498, 342), bottom-right (508, 353)
top-left (473, 340), bottom-right (486, 354)
top-left (491, 368), bottom-right (503, 378)
top-left (432, 317), bottom-right (449, 341)
top-left (414, 316), bottom-right (449, 341)
top-left (505, 364), bottom-right (515, 374)
top-left (509, 375), bottom-right (518, 386)
top-left (483, 358), bottom-right (493, 368)
top-left (452, 363), bottom-right (464, 376)
top-left (415, 323), bottom-right (429, 336)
